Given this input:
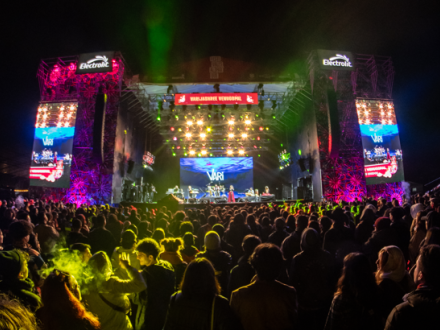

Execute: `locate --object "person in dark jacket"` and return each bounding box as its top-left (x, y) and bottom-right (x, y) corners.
top-left (267, 218), bottom-right (290, 247)
top-left (389, 207), bottom-right (411, 261)
top-left (164, 258), bottom-right (242, 330)
top-left (225, 214), bottom-right (252, 259)
top-left (355, 208), bottom-right (376, 244)
top-left (290, 228), bottom-right (336, 330)
top-left (228, 235), bottom-right (261, 298)
top-left (363, 217), bottom-right (399, 270)
top-left (212, 223), bottom-right (236, 264)
top-left (89, 214), bottom-right (116, 258)
top-left (281, 215), bottom-right (308, 262)
top-left (135, 238), bottom-right (176, 330)
top-left (66, 218), bottom-right (89, 247)
top-left (385, 244), bottom-right (440, 330)
top-left (196, 231), bottom-right (232, 296)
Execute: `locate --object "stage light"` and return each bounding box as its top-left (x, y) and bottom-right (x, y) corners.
top-left (175, 115), bottom-right (179, 120)
top-left (197, 153), bottom-right (201, 157)
top-left (70, 105), bottom-right (75, 110)
top-left (43, 113), bottom-right (47, 119)
top-left (272, 115), bottom-right (276, 119)
top-left (254, 145), bottom-right (257, 148)
top-left (64, 122), bottom-right (69, 127)
top-left (257, 136), bottom-right (260, 140)
top-left (207, 127), bottom-right (211, 132)
top-left (298, 149), bottom-right (302, 155)
top-left (266, 127), bottom-right (269, 130)
top-left (239, 150), bottom-right (244, 155)
top-left (197, 120), bottom-right (203, 125)
top-left (189, 150), bottom-right (195, 155)
top-left (35, 123), bottom-right (39, 128)
top-left (170, 127), bottom-right (174, 131)
top-left (157, 116), bottom-right (161, 121)
top-left (172, 153), bottom-right (176, 156)
top-left (178, 128), bottom-right (182, 132)
top-left (187, 120), bottom-right (193, 125)
top-left (245, 120), bottom-right (251, 125)
top-left (186, 133), bottom-right (192, 138)
top-left (200, 133), bottom-right (206, 139)
top-left (228, 133), bottom-right (234, 138)
top-left (201, 150), bottom-right (207, 155)
top-left (258, 154), bottom-right (260, 157)
top-left (184, 153), bottom-right (188, 156)
top-left (280, 143), bottom-right (283, 147)
top-left (57, 122), bottom-right (61, 127)
top-left (177, 146), bottom-right (181, 149)
top-left (227, 150), bottom-right (233, 155)
top-left (228, 120), bottom-right (234, 125)
top-left (210, 153), bottom-right (213, 156)
top-left (259, 127), bottom-right (264, 131)
top-left (242, 133), bottom-right (247, 138)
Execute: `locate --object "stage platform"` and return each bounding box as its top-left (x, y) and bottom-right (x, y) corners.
top-left (119, 199), bottom-right (305, 211)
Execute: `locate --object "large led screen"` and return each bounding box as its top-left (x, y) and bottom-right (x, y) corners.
top-left (357, 100), bottom-right (404, 185)
top-left (30, 103), bottom-right (77, 188)
top-left (180, 157), bottom-right (253, 198)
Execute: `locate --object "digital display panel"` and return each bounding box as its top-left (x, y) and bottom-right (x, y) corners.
top-left (357, 100), bottom-right (404, 185)
top-left (30, 103), bottom-right (78, 188)
top-left (180, 157), bottom-right (253, 198)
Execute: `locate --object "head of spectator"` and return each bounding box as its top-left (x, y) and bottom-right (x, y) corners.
top-left (8, 221), bottom-right (32, 249)
top-left (296, 215), bottom-right (309, 232)
top-left (320, 216), bottom-right (333, 234)
top-left (374, 217), bottom-right (391, 232)
top-left (40, 269), bottom-right (100, 330)
top-left (414, 244), bottom-right (440, 288)
top-left (308, 220), bottom-right (320, 233)
top-left (179, 221), bottom-right (194, 236)
top-left (180, 258), bottom-right (220, 299)
top-left (121, 230), bottom-right (137, 250)
top-left (37, 212), bottom-right (47, 225)
top-left (246, 214), bottom-right (256, 226)
top-left (93, 215), bottom-right (106, 229)
top-left (137, 221), bottom-right (150, 239)
top-left (204, 231), bottom-right (221, 251)
top-left (183, 232), bottom-right (196, 247)
top-left (250, 243), bottom-right (284, 281)
top-left (274, 217), bottom-right (286, 231)
top-left (423, 211), bottom-right (440, 230)
top-left (152, 228), bottom-right (165, 244)
top-left (70, 243), bottom-right (92, 263)
top-left (88, 251), bottom-right (112, 284)
top-left (300, 228), bottom-right (321, 253)
top-left (0, 294), bottom-right (40, 330)
top-left (242, 235), bottom-right (261, 257)
top-left (375, 245), bottom-right (406, 284)
top-left (212, 223), bottom-right (225, 239)
top-left (390, 207), bottom-right (405, 223)
top-left (424, 227), bottom-right (440, 246)
top-left (136, 238), bottom-right (161, 267)
top-left (233, 213), bottom-right (245, 226)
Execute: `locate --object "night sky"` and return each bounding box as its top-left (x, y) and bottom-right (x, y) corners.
top-left (1, 0), bottom-right (439, 186)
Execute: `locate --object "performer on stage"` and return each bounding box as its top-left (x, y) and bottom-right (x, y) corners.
top-left (262, 186), bottom-right (271, 196)
top-left (386, 148), bottom-right (391, 161)
top-left (228, 185), bottom-right (235, 203)
top-left (245, 187), bottom-right (255, 196)
top-left (214, 184), bottom-right (220, 197)
top-left (255, 189), bottom-right (260, 202)
top-left (53, 151), bottom-right (57, 164)
top-left (150, 184), bottom-right (156, 202)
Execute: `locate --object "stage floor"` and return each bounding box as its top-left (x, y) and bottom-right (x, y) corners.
top-left (120, 199), bottom-right (302, 211)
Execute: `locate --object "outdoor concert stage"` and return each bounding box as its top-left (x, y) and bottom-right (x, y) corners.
top-left (30, 51), bottom-right (406, 205)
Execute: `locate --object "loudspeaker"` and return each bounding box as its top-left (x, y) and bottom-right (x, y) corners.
top-left (327, 87), bottom-right (340, 158)
top-left (127, 160), bottom-right (135, 174)
top-left (308, 156), bottom-right (314, 173)
top-left (93, 89), bottom-right (107, 164)
top-left (298, 158), bottom-right (306, 172)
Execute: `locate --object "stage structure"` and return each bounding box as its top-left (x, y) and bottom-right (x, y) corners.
top-left (30, 52), bottom-right (405, 204)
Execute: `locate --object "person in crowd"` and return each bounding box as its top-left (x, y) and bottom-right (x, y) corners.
top-left (423, 227), bottom-right (440, 246)
top-left (230, 243), bottom-right (297, 330)
top-left (106, 214), bottom-right (124, 244)
top-left (180, 232), bottom-right (199, 263)
top-left (375, 245), bottom-right (415, 316)
top-left (152, 228), bottom-right (166, 244)
top-left (0, 294), bottom-right (40, 330)
top-left (34, 212), bottom-right (59, 258)
top-left (134, 238), bottom-right (176, 330)
top-left (228, 235), bottom-right (261, 298)
top-left (281, 215), bottom-right (308, 262)
top-left (196, 231), bottom-right (232, 296)
top-left (38, 269), bottom-right (100, 330)
top-left (290, 228), bottom-right (336, 330)
top-left (66, 218), bottom-right (89, 247)
top-left (212, 223), bottom-right (236, 263)
top-left (268, 217), bottom-right (290, 247)
top-left (89, 215), bottom-right (116, 258)
top-left (111, 229), bottom-right (140, 279)
top-left (160, 237), bottom-right (187, 291)
top-left (286, 214), bottom-right (296, 233)
top-left (385, 244), bottom-right (440, 329)
top-left (197, 215), bottom-right (218, 249)
top-left (355, 208), bottom-right (376, 244)
top-left (408, 212), bottom-right (426, 266)
top-left (225, 213), bottom-right (252, 258)
top-left (164, 258), bottom-right (242, 330)
top-left (259, 216), bottom-right (273, 242)
top-left (70, 242), bottom-right (93, 263)
top-left (377, 198), bottom-right (389, 217)
top-left (324, 252), bottom-right (383, 330)
top-left (389, 207), bottom-right (411, 261)
top-left (83, 251), bottom-right (146, 330)
top-left (247, 214), bottom-right (263, 237)
top-left (319, 216), bottom-right (333, 241)
top-left (137, 221), bottom-right (152, 240)
top-left (0, 250), bottom-right (41, 312)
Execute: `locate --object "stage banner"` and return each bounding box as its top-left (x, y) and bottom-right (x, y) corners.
top-left (175, 93), bottom-right (259, 105)
top-left (357, 99), bottom-right (405, 185)
top-left (76, 51), bottom-right (114, 74)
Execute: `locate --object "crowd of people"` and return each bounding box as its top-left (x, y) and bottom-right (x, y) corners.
top-left (0, 195), bottom-right (440, 330)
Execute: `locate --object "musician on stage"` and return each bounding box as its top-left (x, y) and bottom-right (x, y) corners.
top-left (214, 184), bottom-right (220, 197)
top-left (245, 187), bottom-right (255, 196)
top-left (262, 186), bottom-right (271, 196)
top-left (150, 184), bottom-right (156, 202)
top-left (255, 189), bottom-right (260, 202)
top-left (228, 185), bottom-right (235, 203)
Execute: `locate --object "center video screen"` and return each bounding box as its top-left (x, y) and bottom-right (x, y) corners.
top-left (180, 157), bottom-right (253, 198)
top-left (357, 100), bottom-right (404, 185)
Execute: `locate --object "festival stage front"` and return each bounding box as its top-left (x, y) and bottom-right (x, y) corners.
top-left (30, 51), bottom-right (406, 204)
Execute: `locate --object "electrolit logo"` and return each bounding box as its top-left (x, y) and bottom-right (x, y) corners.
top-left (79, 55), bottom-right (109, 70)
top-left (322, 54), bottom-right (353, 67)
top-left (207, 169), bottom-right (224, 181)
top-left (42, 136), bottom-right (54, 146)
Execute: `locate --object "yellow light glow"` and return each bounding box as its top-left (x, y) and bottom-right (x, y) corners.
top-left (227, 150), bottom-right (233, 155)
top-left (245, 120), bottom-right (251, 125)
top-left (207, 127), bottom-right (211, 132)
top-left (187, 121), bottom-right (193, 126)
top-left (228, 133), bottom-right (234, 138)
top-left (197, 120), bottom-right (203, 125)
top-left (185, 133), bottom-right (192, 138)
top-left (238, 150), bottom-right (244, 155)
top-left (200, 133), bottom-right (206, 138)
top-left (228, 120), bottom-right (234, 125)
top-left (201, 150), bottom-right (207, 155)
top-left (189, 150), bottom-right (195, 155)
top-left (242, 133), bottom-right (247, 138)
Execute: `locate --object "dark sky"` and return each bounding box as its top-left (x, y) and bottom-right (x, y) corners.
top-left (1, 0), bottom-right (439, 185)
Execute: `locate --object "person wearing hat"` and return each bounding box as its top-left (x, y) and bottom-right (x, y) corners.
top-left (196, 231), bottom-right (232, 296)
top-left (0, 250), bottom-right (42, 312)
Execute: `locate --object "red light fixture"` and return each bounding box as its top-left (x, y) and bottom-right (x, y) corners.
top-left (257, 136), bottom-right (260, 140)
top-left (170, 127), bottom-right (174, 131)
top-left (259, 127), bottom-right (264, 131)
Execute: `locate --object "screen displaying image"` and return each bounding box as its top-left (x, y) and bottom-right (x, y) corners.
top-left (180, 157), bottom-right (253, 198)
top-left (357, 100), bottom-right (404, 185)
top-left (30, 103), bottom-right (77, 188)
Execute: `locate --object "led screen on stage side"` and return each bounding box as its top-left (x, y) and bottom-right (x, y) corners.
top-left (180, 157), bottom-right (253, 198)
top-left (357, 100), bottom-right (404, 185)
top-left (30, 103), bottom-right (77, 188)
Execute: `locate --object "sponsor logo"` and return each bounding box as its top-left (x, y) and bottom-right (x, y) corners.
top-left (246, 95), bottom-right (254, 103)
top-left (371, 133), bottom-right (383, 143)
top-left (207, 169), bottom-right (224, 181)
top-left (42, 136), bottom-right (54, 146)
top-left (79, 55), bottom-right (110, 70)
top-left (178, 95), bottom-right (186, 103)
top-left (322, 54), bottom-right (353, 67)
